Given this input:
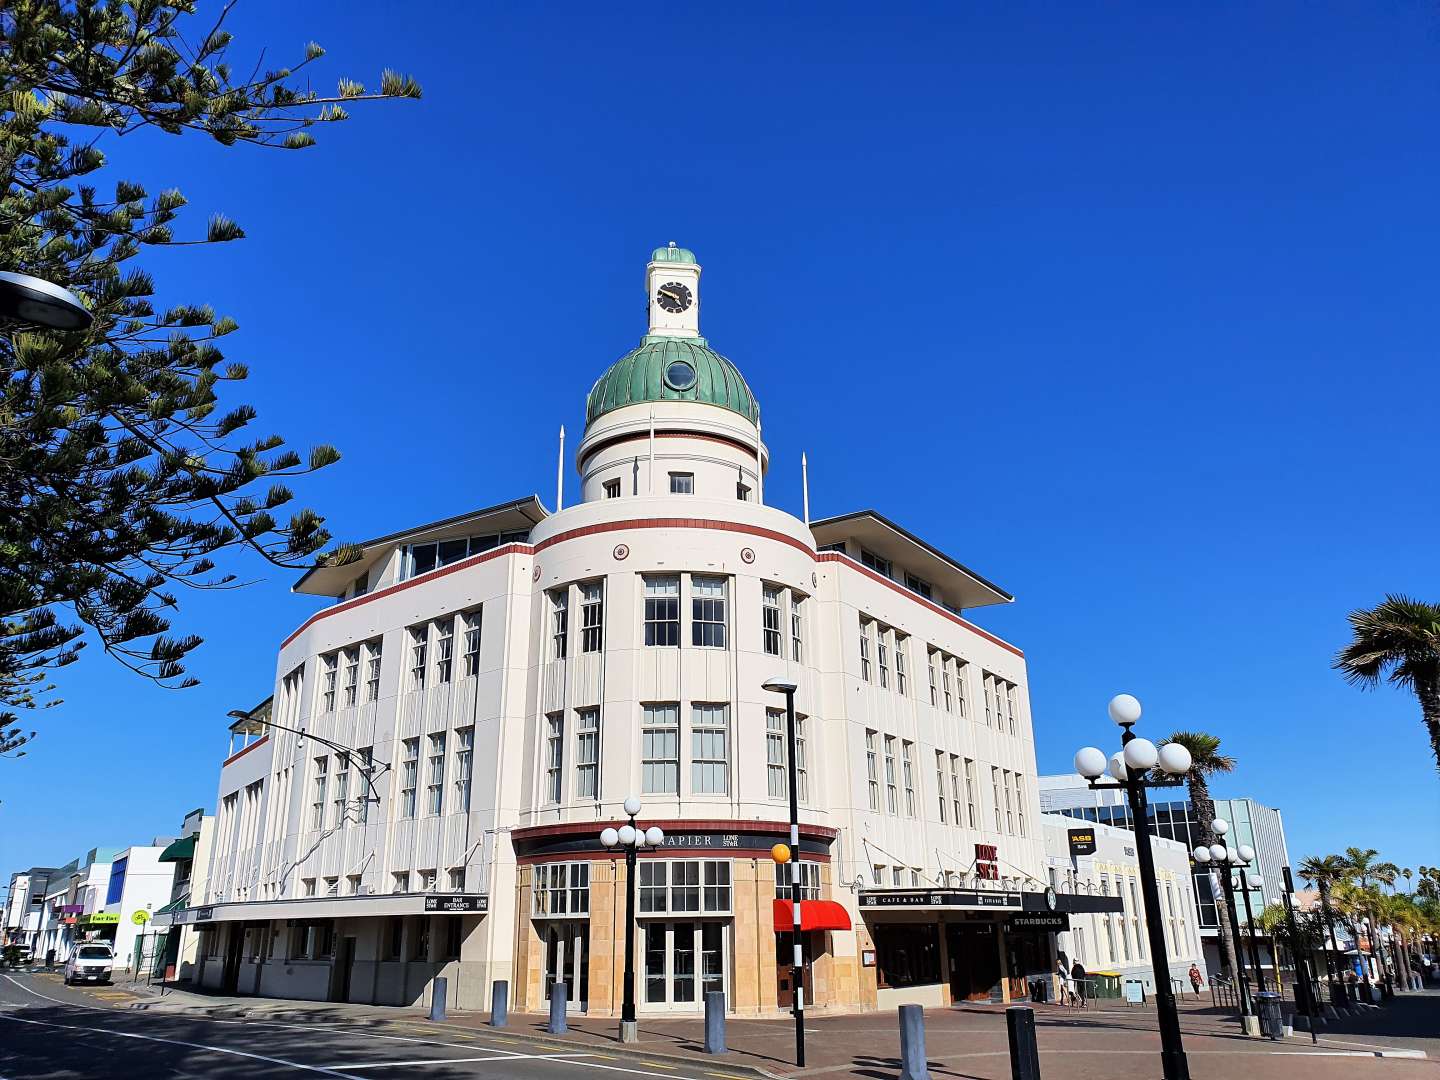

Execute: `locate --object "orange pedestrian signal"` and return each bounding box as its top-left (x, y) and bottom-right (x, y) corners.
top-left (771, 843), bottom-right (791, 864)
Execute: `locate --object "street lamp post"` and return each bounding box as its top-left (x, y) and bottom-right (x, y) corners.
top-left (1278, 867), bottom-right (1321, 1044)
top-left (1239, 869), bottom-right (1268, 994)
top-left (1193, 825), bottom-right (1258, 1026)
top-left (600, 797), bottom-right (664, 1044)
top-left (1073, 693), bottom-right (1193, 1080)
top-left (761, 678), bottom-right (805, 1069)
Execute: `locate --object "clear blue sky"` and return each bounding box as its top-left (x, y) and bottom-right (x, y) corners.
top-left (4, 2), bottom-right (1437, 878)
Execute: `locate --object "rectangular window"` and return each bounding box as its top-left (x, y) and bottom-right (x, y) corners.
top-left (884, 735), bottom-right (898, 814)
top-left (904, 572), bottom-right (931, 599)
top-left (357, 747), bottom-right (373, 823)
top-left (1006, 684), bottom-right (1018, 735)
top-left (462, 611), bottom-right (482, 677)
top-left (638, 860), bottom-right (731, 914)
top-left (445, 916), bottom-right (463, 959)
top-left (333, 753), bottom-right (350, 827)
top-left (795, 715), bottom-right (808, 803)
top-left (454, 728), bottom-right (473, 812)
top-left (409, 626), bottom-right (428, 691)
top-left (365, 640), bottom-right (382, 702)
top-left (533, 862), bottom-right (591, 916)
top-left (991, 766), bottom-right (1002, 831)
top-left (949, 754), bottom-right (963, 826)
top-left (347, 874), bottom-right (362, 895)
top-left (302, 878), bottom-right (316, 898)
top-left (310, 756), bottom-right (328, 829)
top-left (877, 627), bottom-right (890, 688)
top-left (865, 730), bottom-right (879, 810)
top-left (603, 478), bottom-right (621, 499)
top-left (400, 738), bottom-right (419, 818)
top-left (690, 703), bottom-right (729, 794)
top-left (642, 703), bottom-right (680, 794)
top-left (449, 867), bottom-right (466, 892)
top-left (550, 588), bottom-right (568, 660)
top-left (936, 750), bottom-right (947, 822)
top-left (766, 709), bottom-right (787, 799)
top-left (575, 707), bottom-right (599, 799)
top-left (860, 548), bottom-right (891, 578)
top-left (427, 732), bottom-right (446, 814)
top-left (928, 651), bottom-right (939, 706)
top-left (420, 868), bottom-right (437, 892)
top-left (983, 674), bottom-right (994, 726)
top-left (669, 472), bottom-right (694, 494)
top-left (859, 618), bottom-right (872, 681)
top-left (320, 652), bottom-right (338, 713)
top-left (545, 712), bottom-right (564, 803)
top-left (955, 660), bottom-right (968, 718)
top-left (964, 758), bottom-right (978, 828)
top-left (435, 618), bottom-right (454, 684)
top-left (393, 871), bottom-right (410, 894)
top-left (737, 481), bottom-right (751, 501)
top-left (902, 740), bottom-right (916, 816)
top-left (580, 581), bottom-right (603, 652)
top-left (1015, 772), bottom-right (1026, 836)
top-left (1003, 769), bottom-right (1014, 834)
top-left (941, 658), bottom-right (953, 713)
top-left (775, 861), bottom-right (821, 901)
top-left (691, 575), bottom-right (727, 648)
top-left (324, 876), bottom-right (339, 897)
top-left (762, 585), bottom-right (782, 655)
top-left (894, 634), bottom-right (908, 695)
top-left (342, 647), bottom-right (360, 707)
top-left (644, 576), bottom-right (680, 647)
top-left (790, 592), bottom-right (804, 662)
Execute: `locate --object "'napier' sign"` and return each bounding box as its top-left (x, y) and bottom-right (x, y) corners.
top-left (858, 889), bottom-right (1021, 910)
top-left (1067, 828), bottom-right (1097, 857)
top-left (424, 894), bottom-right (489, 914)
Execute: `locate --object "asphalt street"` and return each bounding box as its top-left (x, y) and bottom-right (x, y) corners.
top-left (0, 972), bottom-right (750, 1080)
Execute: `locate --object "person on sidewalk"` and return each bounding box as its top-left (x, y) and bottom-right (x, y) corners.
top-left (1188, 963), bottom-right (1204, 996)
top-left (1070, 960), bottom-right (1088, 1008)
top-left (1057, 958), bottom-right (1075, 1006)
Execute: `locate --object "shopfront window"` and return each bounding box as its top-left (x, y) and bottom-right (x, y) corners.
top-left (872, 923), bottom-right (941, 989)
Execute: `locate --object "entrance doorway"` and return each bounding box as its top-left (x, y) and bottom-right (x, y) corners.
top-left (775, 930), bottom-right (817, 1008)
top-left (331, 936), bottom-right (356, 1003)
top-left (543, 921), bottom-right (589, 1013)
top-left (946, 922), bottom-right (1000, 1002)
top-left (220, 925), bottom-right (243, 995)
top-left (642, 921), bottom-right (728, 1010)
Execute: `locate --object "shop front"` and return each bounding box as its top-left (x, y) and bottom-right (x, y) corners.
top-left (512, 820), bottom-right (842, 1018)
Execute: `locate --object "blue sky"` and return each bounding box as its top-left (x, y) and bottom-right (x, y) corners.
top-left (4, 2), bottom-right (1437, 878)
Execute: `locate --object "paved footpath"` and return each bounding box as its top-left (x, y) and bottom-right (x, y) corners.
top-left (6, 969), bottom-right (1436, 1080)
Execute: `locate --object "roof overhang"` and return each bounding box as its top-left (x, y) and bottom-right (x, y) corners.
top-left (181, 893), bottom-right (489, 924)
top-left (810, 510), bottom-right (1013, 609)
top-left (292, 495), bottom-right (548, 596)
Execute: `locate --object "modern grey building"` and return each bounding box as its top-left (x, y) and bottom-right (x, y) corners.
top-left (1038, 775), bottom-right (1290, 978)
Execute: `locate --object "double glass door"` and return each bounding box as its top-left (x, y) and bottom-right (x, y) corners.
top-left (643, 921), bottom-right (728, 1009)
top-left (543, 921), bottom-right (589, 1013)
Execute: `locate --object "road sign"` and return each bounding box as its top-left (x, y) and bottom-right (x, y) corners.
top-left (131, 910), bottom-right (150, 925)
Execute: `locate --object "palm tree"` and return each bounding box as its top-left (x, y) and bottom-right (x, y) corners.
top-left (1160, 731), bottom-right (1240, 982)
top-left (1300, 854), bottom-right (1348, 988)
top-left (1403, 867), bottom-right (1414, 892)
top-left (1334, 594), bottom-right (1440, 774)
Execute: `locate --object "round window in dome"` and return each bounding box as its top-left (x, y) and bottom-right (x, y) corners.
top-left (663, 360), bottom-right (697, 391)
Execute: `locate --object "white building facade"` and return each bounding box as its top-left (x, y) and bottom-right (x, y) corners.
top-left (189, 246), bottom-right (1133, 1016)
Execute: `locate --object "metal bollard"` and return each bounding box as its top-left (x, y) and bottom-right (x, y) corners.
top-left (898, 1003), bottom-right (932, 1080)
top-left (428, 976), bottom-right (448, 1022)
top-left (704, 990), bottom-right (726, 1054)
top-left (490, 979), bottom-right (509, 1027)
top-left (1006, 1005), bottom-right (1042, 1080)
top-left (547, 982), bottom-right (568, 1034)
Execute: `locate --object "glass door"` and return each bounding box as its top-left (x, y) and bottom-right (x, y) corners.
top-left (543, 921), bottom-right (589, 1013)
top-left (642, 921), bottom-right (729, 1010)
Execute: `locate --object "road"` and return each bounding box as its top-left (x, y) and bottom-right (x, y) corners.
top-left (0, 972), bottom-right (749, 1080)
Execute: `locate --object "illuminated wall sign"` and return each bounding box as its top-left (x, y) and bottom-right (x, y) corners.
top-left (1067, 829), bottom-right (1097, 857)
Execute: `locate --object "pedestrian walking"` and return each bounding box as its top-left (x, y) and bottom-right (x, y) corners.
top-left (1071, 960), bottom-right (1088, 1008)
top-left (1057, 958), bottom-right (1075, 1006)
top-left (1188, 963), bottom-right (1204, 996)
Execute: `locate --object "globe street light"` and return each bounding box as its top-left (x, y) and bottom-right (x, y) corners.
top-left (761, 677), bottom-right (805, 1069)
top-left (0, 271), bottom-right (93, 330)
top-left (1073, 694), bottom-right (1193, 1080)
top-left (601, 796), bottom-right (663, 1043)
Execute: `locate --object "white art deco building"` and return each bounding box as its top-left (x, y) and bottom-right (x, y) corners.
top-left (189, 246), bottom-right (1142, 1016)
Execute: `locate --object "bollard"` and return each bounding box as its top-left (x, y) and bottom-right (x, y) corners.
top-left (1006, 1005), bottom-right (1042, 1080)
top-left (898, 1003), bottom-right (932, 1080)
top-left (428, 976), bottom-right (448, 1022)
top-left (704, 990), bottom-right (727, 1054)
top-left (490, 979), bottom-right (509, 1028)
top-left (547, 982), bottom-right (568, 1034)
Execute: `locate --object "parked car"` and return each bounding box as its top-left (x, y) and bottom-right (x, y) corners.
top-left (63, 943), bottom-right (113, 985)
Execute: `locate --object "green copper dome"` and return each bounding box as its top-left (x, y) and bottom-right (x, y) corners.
top-left (586, 336), bottom-right (760, 427)
top-left (651, 244), bottom-right (697, 264)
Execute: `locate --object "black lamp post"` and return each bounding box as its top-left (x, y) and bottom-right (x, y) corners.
top-left (1193, 825), bottom-right (1257, 1026)
top-left (1072, 693), bottom-right (1193, 1080)
top-left (600, 797), bottom-right (663, 1044)
top-left (0, 271), bottom-right (93, 330)
top-left (762, 678), bottom-right (805, 1069)
top-left (1278, 867), bottom-right (1321, 1044)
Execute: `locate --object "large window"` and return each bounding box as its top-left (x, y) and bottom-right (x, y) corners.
top-left (427, 733), bottom-right (446, 814)
top-left (884, 736), bottom-right (898, 814)
top-left (409, 626), bottom-right (428, 691)
top-left (936, 750), bottom-right (947, 822)
top-left (690, 704), bottom-right (729, 795)
top-left (894, 635), bottom-right (908, 696)
top-left (401, 531), bottom-right (530, 580)
top-left (859, 619), bottom-right (872, 681)
top-left (902, 740), bottom-right (916, 816)
top-left (775, 861), bottom-right (821, 900)
top-left (762, 585), bottom-right (782, 656)
top-left (580, 582), bottom-right (603, 653)
top-left (342, 647), bottom-right (360, 707)
top-left (546, 713), bottom-right (564, 803)
top-left (669, 472), bottom-right (694, 494)
top-left (964, 758), bottom-right (979, 828)
top-left (877, 628), bottom-right (890, 688)
top-left (955, 660), bottom-right (968, 718)
top-left (454, 727), bottom-right (473, 812)
top-left (357, 748), bottom-right (373, 823)
top-left (990, 766), bottom-right (1003, 831)
top-left (575, 708), bottom-right (599, 799)
top-left (873, 923), bottom-right (940, 989)
top-left (642, 703), bottom-right (680, 794)
top-left (766, 709), bottom-right (787, 799)
top-left (310, 756), bottom-right (328, 829)
top-left (550, 589), bottom-right (569, 660)
top-left (639, 860), bottom-right (732, 914)
top-left (533, 862), bottom-right (590, 916)
top-left (365, 640), bottom-right (382, 702)
top-left (865, 730), bottom-right (879, 810)
top-left (860, 548), bottom-right (892, 578)
top-left (320, 653), bottom-right (338, 713)
top-left (790, 593), bottom-right (805, 662)
top-left (691, 576), bottom-right (727, 648)
top-left (400, 738), bottom-right (419, 818)
top-left (462, 611), bottom-right (482, 677)
top-left (435, 619), bottom-right (454, 684)
top-left (644, 576), bottom-right (680, 647)
top-left (333, 753), bottom-right (350, 827)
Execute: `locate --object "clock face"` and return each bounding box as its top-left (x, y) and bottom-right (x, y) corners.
top-left (655, 281), bottom-right (693, 314)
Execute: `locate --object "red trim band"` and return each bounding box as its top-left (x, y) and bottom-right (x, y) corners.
top-left (222, 734), bottom-right (269, 768)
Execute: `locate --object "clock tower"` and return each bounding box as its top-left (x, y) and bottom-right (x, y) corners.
top-left (646, 242), bottom-right (701, 338)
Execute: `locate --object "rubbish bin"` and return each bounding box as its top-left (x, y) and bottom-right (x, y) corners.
top-left (1255, 991), bottom-right (1284, 1039)
top-left (1030, 978), bottom-right (1048, 1003)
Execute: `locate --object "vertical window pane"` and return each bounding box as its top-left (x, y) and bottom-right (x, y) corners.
top-left (546, 713), bottom-right (564, 803)
top-left (644, 576), bottom-right (680, 647)
top-left (575, 707), bottom-right (599, 799)
top-left (691, 576), bottom-right (727, 648)
top-left (690, 704), bottom-right (729, 794)
top-left (642, 704), bottom-right (680, 794)
top-left (580, 581), bottom-right (604, 653)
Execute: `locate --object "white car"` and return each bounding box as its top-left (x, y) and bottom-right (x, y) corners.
top-left (63, 943), bottom-right (114, 985)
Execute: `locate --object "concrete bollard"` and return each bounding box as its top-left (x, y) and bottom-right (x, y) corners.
top-left (1006, 1005), bottom-right (1042, 1080)
top-left (704, 990), bottom-right (726, 1054)
top-left (547, 982), bottom-right (568, 1034)
top-left (898, 1003), bottom-right (932, 1080)
top-left (428, 976), bottom-right (448, 1022)
top-left (490, 980), bottom-right (509, 1028)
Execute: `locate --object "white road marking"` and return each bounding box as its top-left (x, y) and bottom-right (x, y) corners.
top-left (1, 974), bottom-right (108, 1012)
top-left (0, 1012), bottom-right (366, 1078)
top-left (327, 1053), bottom-right (598, 1068)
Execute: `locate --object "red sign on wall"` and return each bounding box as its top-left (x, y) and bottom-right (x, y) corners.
top-left (974, 843), bottom-right (999, 880)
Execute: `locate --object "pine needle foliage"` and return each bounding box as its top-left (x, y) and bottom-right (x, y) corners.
top-left (0, 1), bottom-right (421, 750)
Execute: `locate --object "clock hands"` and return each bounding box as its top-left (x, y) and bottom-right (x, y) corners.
top-left (659, 287), bottom-right (681, 301)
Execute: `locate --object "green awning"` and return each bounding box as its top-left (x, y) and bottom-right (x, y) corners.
top-left (153, 897), bottom-right (186, 915)
top-left (158, 835), bottom-right (196, 863)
